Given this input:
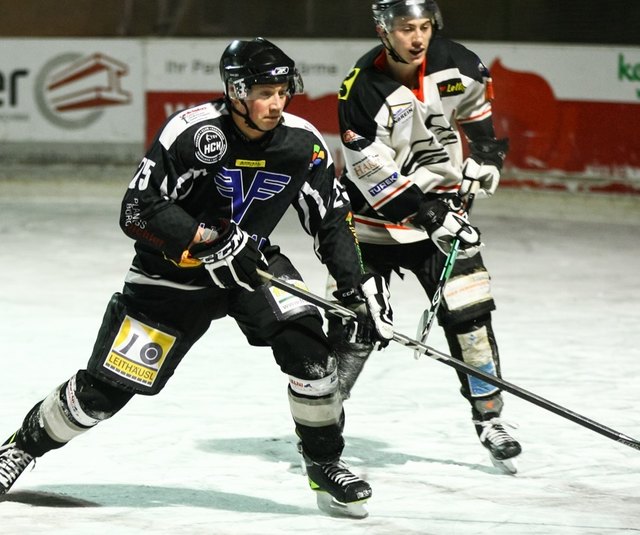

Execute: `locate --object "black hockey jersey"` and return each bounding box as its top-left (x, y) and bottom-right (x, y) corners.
top-left (119, 98), bottom-right (362, 292)
top-left (338, 38), bottom-right (496, 245)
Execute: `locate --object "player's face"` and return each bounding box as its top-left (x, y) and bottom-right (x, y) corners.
top-left (233, 82), bottom-right (290, 137)
top-left (387, 16), bottom-right (433, 65)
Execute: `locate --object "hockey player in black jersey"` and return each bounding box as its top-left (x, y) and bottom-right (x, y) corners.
top-left (331, 0), bottom-right (521, 473)
top-left (0, 38), bottom-right (393, 518)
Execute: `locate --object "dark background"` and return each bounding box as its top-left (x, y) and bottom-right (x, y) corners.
top-left (0, 0), bottom-right (638, 45)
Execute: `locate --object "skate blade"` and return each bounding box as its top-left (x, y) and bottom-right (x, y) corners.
top-left (296, 443), bottom-right (307, 476)
top-left (300, 458), bottom-right (307, 476)
top-left (489, 454), bottom-right (518, 475)
top-left (315, 492), bottom-right (369, 519)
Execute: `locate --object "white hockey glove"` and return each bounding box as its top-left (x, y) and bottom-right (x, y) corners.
top-left (413, 196), bottom-right (482, 258)
top-left (334, 273), bottom-right (394, 349)
top-left (460, 137), bottom-right (509, 199)
top-left (191, 220), bottom-right (267, 291)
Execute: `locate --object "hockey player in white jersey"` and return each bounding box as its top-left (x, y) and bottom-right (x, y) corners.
top-left (331, 0), bottom-right (521, 473)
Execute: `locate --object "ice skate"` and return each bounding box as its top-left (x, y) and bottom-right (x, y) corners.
top-left (304, 454), bottom-right (371, 518)
top-left (0, 435), bottom-right (34, 495)
top-left (475, 417), bottom-right (521, 475)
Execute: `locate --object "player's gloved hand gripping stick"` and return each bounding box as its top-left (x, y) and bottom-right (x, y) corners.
top-left (256, 268), bottom-right (640, 453)
top-left (413, 180), bottom-right (480, 357)
top-left (333, 273), bottom-right (394, 349)
top-left (191, 220), bottom-right (267, 292)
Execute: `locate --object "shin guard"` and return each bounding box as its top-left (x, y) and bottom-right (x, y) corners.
top-left (288, 371), bottom-right (344, 463)
top-left (16, 370), bottom-right (133, 457)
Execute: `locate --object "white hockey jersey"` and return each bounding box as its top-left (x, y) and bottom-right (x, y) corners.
top-left (338, 38), bottom-right (496, 244)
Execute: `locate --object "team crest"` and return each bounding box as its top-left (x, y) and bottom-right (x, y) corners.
top-left (194, 125), bottom-right (227, 164)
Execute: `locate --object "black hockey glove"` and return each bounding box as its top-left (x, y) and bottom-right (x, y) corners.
top-left (413, 196), bottom-right (482, 258)
top-left (191, 220), bottom-right (267, 292)
top-left (460, 137), bottom-right (509, 199)
top-left (334, 273), bottom-right (394, 350)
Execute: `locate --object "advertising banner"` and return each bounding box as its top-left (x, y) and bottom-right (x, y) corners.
top-left (473, 43), bottom-right (640, 192)
top-left (0, 39), bottom-right (144, 143)
top-left (1, 37), bottom-right (638, 193)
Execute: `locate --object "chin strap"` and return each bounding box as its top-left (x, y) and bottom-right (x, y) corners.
top-left (380, 34), bottom-right (409, 64)
top-left (228, 99), bottom-right (271, 134)
top-left (227, 96), bottom-right (289, 135)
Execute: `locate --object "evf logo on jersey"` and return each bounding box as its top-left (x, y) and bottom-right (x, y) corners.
top-left (194, 125), bottom-right (227, 164)
top-left (215, 167), bottom-right (291, 223)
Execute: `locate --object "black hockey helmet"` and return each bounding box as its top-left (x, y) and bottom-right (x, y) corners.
top-left (372, 0), bottom-right (444, 33)
top-left (219, 38), bottom-right (304, 100)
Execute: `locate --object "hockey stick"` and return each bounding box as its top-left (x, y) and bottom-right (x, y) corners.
top-left (256, 268), bottom-right (640, 452)
top-left (414, 181), bottom-right (480, 357)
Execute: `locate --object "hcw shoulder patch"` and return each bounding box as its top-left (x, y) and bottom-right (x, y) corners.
top-left (194, 125), bottom-right (227, 164)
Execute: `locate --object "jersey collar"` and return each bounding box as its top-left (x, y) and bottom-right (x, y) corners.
top-left (374, 49), bottom-right (426, 102)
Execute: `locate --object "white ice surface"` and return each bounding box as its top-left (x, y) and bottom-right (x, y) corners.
top-left (1, 175), bottom-right (639, 535)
